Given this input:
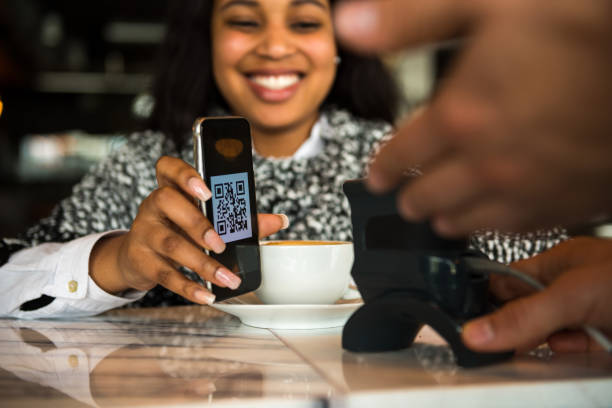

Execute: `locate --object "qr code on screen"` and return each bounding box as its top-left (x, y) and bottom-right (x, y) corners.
top-left (210, 172), bottom-right (252, 243)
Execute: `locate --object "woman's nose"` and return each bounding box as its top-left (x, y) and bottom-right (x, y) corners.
top-left (255, 24), bottom-right (296, 59)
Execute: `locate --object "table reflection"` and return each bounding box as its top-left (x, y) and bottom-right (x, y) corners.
top-left (339, 335), bottom-right (612, 390)
top-left (0, 307), bottom-right (333, 407)
top-left (2, 306), bottom-right (611, 408)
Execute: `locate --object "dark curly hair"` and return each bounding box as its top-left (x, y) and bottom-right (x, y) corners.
top-left (149, 0), bottom-right (399, 148)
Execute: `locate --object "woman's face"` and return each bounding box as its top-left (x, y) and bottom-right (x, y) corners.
top-left (212, 0), bottom-right (337, 133)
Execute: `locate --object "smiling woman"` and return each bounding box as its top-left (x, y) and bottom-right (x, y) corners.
top-left (149, 0), bottom-right (398, 153)
top-left (0, 0), bottom-right (401, 317)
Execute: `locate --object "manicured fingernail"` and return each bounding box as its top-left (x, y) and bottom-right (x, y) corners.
top-left (204, 229), bottom-right (225, 254)
top-left (278, 214), bottom-right (290, 230)
top-left (336, 2), bottom-right (378, 37)
top-left (188, 177), bottom-right (212, 201)
top-left (194, 289), bottom-right (215, 305)
top-left (463, 320), bottom-right (494, 346)
top-left (215, 267), bottom-right (241, 290)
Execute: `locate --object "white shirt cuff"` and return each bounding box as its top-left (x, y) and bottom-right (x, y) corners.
top-left (8, 231), bottom-right (146, 319)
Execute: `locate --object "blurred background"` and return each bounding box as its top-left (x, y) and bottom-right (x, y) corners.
top-left (0, 0), bottom-right (439, 237)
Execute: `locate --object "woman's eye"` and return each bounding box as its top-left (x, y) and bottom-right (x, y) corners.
top-left (291, 21), bottom-right (322, 32)
top-left (228, 20), bottom-right (259, 29)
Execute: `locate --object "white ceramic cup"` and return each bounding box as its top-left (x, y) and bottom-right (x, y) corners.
top-left (256, 240), bottom-right (354, 304)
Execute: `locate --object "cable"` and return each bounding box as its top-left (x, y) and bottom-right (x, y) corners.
top-left (463, 257), bottom-right (612, 353)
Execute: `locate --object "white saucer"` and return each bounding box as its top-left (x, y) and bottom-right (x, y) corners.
top-left (211, 302), bottom-right (363, 330)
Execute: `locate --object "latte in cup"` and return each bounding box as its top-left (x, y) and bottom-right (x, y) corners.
top-left (256, 240), bottom-right (354, 304)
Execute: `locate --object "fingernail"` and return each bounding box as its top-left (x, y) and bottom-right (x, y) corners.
top-left (204, 229), bottom-right (226, 254)
top-left (278, 214), bottom-right (290, 230)
top-left (194, 289), bottom-right (216, 305)
top-left (215, 267), bottom-right (241, 290)
top-left (336, 2), bottom-right (378, 37)
top-left (188, 177), bottom-right (212, 202)
top-left (463, 320), bottom-right (495, 346)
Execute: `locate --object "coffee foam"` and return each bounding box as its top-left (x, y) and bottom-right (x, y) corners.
top-left (261, 240), bottom-right (348, 246)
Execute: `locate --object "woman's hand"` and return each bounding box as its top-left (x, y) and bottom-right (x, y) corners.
top-left (462, 237), bottom-right (612, 353)
top-left (90, 156), bottom-right (287, 304)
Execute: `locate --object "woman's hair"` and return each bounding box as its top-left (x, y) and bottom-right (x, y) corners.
top-left (149, 0), bottom-right (400, 148)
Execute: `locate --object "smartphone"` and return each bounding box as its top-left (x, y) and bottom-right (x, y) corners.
top-left (193, 117), bottom-right (261, 301)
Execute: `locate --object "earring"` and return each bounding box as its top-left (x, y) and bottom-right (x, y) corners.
top-left (334, 56), bottom-right (341, 65)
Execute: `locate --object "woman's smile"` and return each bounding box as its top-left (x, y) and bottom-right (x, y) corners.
top-left (245, 70), bottom-right (305, 102)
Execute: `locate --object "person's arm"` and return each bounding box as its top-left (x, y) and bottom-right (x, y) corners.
top-left (0, 133), bottom-right (163, 317)
top-left (0, 132), bottom-right (171, 317)
top-left (1, 131), bottom-right (287, 318)
top-left (0, 232), bottom-right (145, 319)
top-left (86, 156), bottom-right (287, 304)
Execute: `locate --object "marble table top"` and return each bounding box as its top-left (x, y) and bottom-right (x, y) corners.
top-left (1, 305), bottom-right (611, 407)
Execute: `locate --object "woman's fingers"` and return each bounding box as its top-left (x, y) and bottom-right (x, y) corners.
top-left (139, 156), bottom-right (293, 303)
top-left (155, 156), bottom-right (290, 240)
top-left (149, 186), bottom-right (290, 245)
top-left (146, 227), bottom-right (241, 290)
top-left (144, 253), bottom-right (217, 305)
top-left (258, 214), bottom-right (290, 238)
top-left (156, 156), bottom-right (211, 202)
top-left (140, 188), bottom-right (291, 292)
top-left (136, 186), bottom-right (242, 291)
top-left (145, 185), bottom-right (225, 254)
top-left (120, 157), bottom-right (292, 304)
top-left (144, 212), bottom-right (288, 294)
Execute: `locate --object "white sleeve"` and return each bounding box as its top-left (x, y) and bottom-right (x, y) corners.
top-left (0, 231), bottom-right (146, 319)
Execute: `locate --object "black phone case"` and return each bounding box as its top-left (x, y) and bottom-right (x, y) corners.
top-left (193, 117), bottom-right (261, 301)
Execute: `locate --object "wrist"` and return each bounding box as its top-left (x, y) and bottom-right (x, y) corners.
top-left (90, 234), bottom-right (131, 295)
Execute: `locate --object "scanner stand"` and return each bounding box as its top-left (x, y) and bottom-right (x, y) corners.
top-left (342, 180), bottom-right (513, 368)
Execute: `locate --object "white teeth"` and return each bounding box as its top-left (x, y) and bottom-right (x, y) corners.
top-left (250, 74), bottom-right (300, 90)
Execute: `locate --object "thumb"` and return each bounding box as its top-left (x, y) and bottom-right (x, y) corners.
top-left (334, 0), bottom-right (478, 53)
top-left (461, 289), bottom-right (565, 352)
top-left (257, 214), bottom-right (289, 238)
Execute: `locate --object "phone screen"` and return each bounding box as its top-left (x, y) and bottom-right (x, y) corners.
top-left (194, 117), bottom-right (260, 301)
top-left (210, 172), bottom-right (253, 243)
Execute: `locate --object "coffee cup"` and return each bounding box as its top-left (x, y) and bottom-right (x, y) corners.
top-left (256, 240), bottom-right (354, 304)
